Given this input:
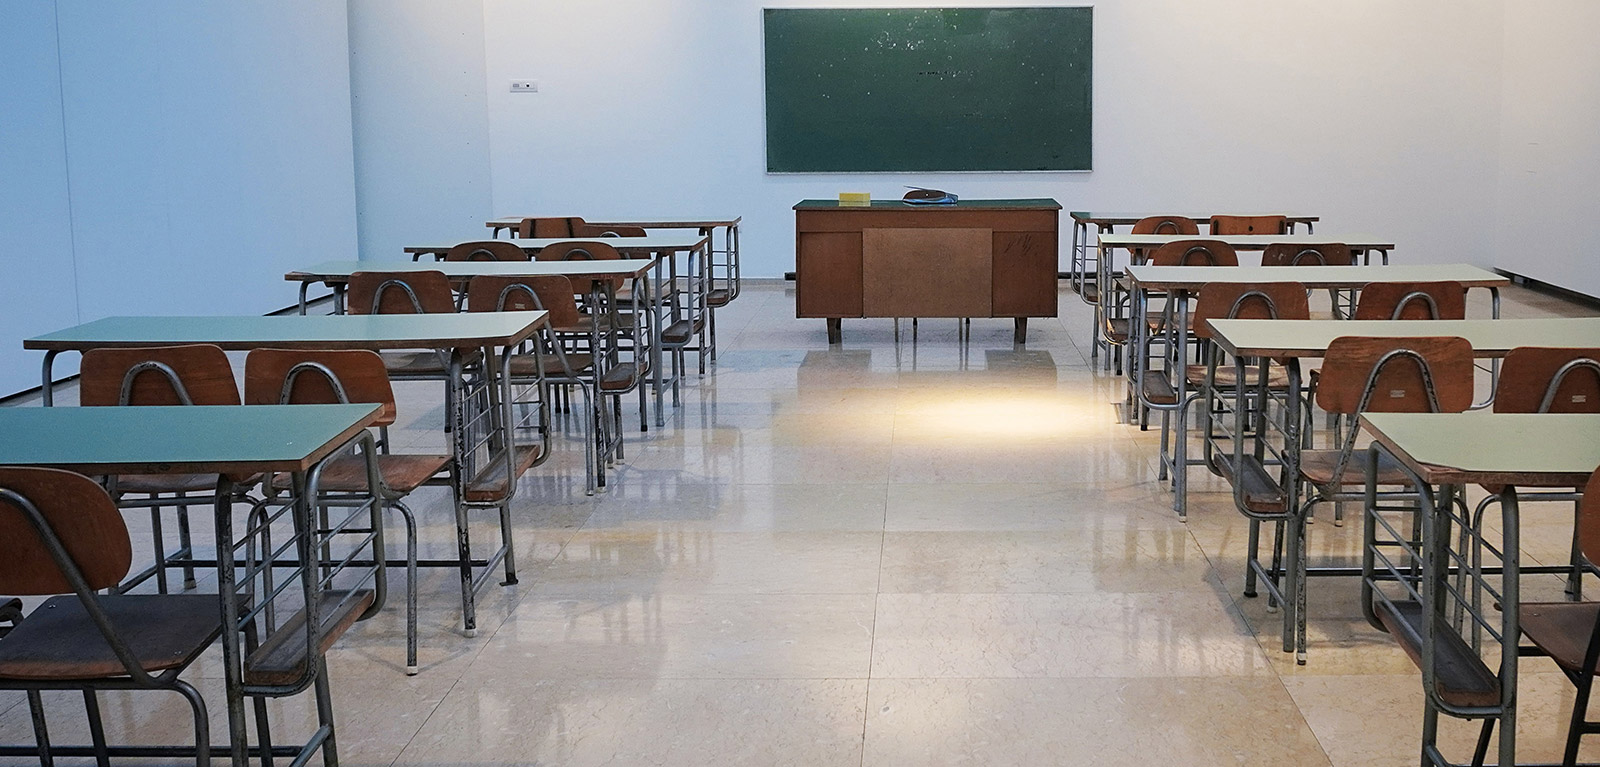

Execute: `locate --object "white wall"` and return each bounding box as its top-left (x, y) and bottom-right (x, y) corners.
top-left (0, 4), bottom-right (81, 394)
top-left (0, 1), bottom-right (359, 395)
top-left (480, 0), bottom-right (1507, 278)
top-left (348, 0), bottom-right (495, 262)
top-left (1494, 0), bottom-right (1600, 298)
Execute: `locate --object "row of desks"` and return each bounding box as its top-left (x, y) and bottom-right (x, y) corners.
top-left (1084, 212), bottom-right (1600, 764)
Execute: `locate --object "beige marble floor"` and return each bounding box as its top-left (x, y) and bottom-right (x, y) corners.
top-left (2, 278), bottom-right (1598, 766)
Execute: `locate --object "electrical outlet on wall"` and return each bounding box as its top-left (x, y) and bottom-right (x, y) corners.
top-left (510, 80), bottom-right (539, 93)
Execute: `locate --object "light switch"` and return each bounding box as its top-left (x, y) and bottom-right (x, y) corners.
top-left (510, 80), bottom-right (539, 93)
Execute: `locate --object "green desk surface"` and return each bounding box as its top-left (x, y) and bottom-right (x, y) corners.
top-left (1099, 232), bottom-right (1393, 249)
top-left (404, 234), bottom-right (707, 255)
top-left (1070, 212), bottom-right (1319, 225)
top-left (25, 312), bottom-right (547, 352)
top-left (0, 404), bottom-right (380, 475)
top-left (1207, 317), bottom-right (1600, 358)
top-left (1361, 412), bottom-right (1600, 487)
top-left (793, 198), bottom-right (1061, 210)
top-left (287, 260), bottom-right (653, 284)
top-left (486, 217), bottom-right (741, 229)
top-left (1126, 264), bottom-right (1507, 290)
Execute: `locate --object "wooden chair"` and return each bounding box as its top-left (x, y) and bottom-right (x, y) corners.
top-left (579, 224), bottom-right (646, 237)
top-left (1474, 348), bottom-right (1600, 598)
top-left (1096, 216), bottom-right (1200, 374)
top-left (243, 349), bottom-right (441, 674)
top-left (1130, 215), bottom-right (1199, 235)
top-left (1270, 336), bottom-right (1475, 663)
top-left (1209, 215), bottom-right (1288, 235)
top-left (0, 466), bottom-right (223, 766)
top-left (533, 241), bottom-right (657, 428)
top-left (1149, 282), bottom-right (1310, 520)
top-left (467, 275), bottom-right (611, 494)
top-left (1518, 467), bottom-right (1600, 767)
top-left (79, 344), bottom-right (255, 594)
top-left (1260, 243), bottom-right (1354, 266)
top-left (346, 269), bottom-right (462, 418)
top-left (443, 240), bottom-right (529, 262)
top-left (1148, 239), bottom-right (1239, 267)
top-left (514, 216), bottom-right (583, 239)
top-left (1353, 281), bottom-right (1468, 320)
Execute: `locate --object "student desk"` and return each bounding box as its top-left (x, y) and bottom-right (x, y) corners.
top-left (1067, 211), bottom-right (1318, 297)
top-left (1124, 264), bottom-right (1509, 518)
top-left (286, 259), bottom-right (673, 431)
top-left (25, 312), bottom-right (549, 635)
top-left (485, 216), bottom-right (741, 310)
top-left (407, 235), bottom-right (713, 372)
top-left (0, 403), bottom-right (382, 767)
top-left (1359, 412), bottom-right (1600, 767)
top-left (1203, 318), bottom-right (1600, 663)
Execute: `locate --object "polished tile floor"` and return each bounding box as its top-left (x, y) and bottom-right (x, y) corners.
top-left (2, 279), bottom-right (1598, 765)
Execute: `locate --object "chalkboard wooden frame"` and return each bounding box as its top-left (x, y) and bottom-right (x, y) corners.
top-left (763, 7), bottom-right (1093, 174)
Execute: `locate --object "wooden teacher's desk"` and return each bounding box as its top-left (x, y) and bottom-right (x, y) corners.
top-left (792, 198), bottom-right (1061, 343)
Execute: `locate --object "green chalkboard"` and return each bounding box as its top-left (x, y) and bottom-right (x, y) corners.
top-left (763, 7), bottom-right (1092, 173)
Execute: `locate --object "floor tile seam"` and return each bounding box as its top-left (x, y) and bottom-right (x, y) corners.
top-left (384, 674), bottom-right (468, 767)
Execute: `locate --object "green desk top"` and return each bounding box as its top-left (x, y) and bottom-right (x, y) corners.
top-left (793, 198), bottom-right (1061, 210)
top-left (1361, 412), bottom-right (1600, 486)
top-left (1126, 264), bottom-right (1507, 290)
top-left (404, 234), bottom-right (707, 255)
top-left (1207, 317), bottom-right (1600, 358)
top-left (1070, 212), bottom-right (1319, 224)
top-left (25, 312), bottom-right (547, 352)
top-left (0, 404), bottom-right (380, 474)
top-left (1100, 232), bottom-right (1393, 249)
top-left (287, 260), bottom-right (653, 284)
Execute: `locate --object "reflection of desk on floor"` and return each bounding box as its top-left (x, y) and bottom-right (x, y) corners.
top-left (792, 198), bottom-right (1061, 344)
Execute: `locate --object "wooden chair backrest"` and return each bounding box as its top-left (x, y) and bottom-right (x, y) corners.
top-left (444, 240), bottom-right (529, 262)
top-left (1149, 240), bottom-right (1239, 267)
top-left (1209, 215), bottom-right (1288, 235)
top-left (347, 271), bottom-right (456, 315)
top-left (1260, 243), bottom-right (1355, 267)
top-left (1192, 282), bottom-right (1311, 340)
top-left (466, 275), bottom-right (583, 327)
top-left (535, 241), bottom-right (623, 263)
top-left (80, 344), bottom-right (239, 407)
top-left (1577, 470), bottom-right (1600, 565)
top-left (515, 217), bottom-right (584, 239)
top-left (1315, 336), bottom-right (1475, 415)
top-left (0, 467), bottom-right (131, 594)
top-left (1493, 347), bottom-right (1600, 414)
top-left (576, 224), bottom-right (646, 238)
top-left (243, 349), bottom-right (397, 426)
top-left (1353, 281), bottom-right (1467, 320)
top-left (1130, 215), bottom-right (1199, 235)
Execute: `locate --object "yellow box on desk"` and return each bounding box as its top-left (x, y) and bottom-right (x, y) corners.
top-left (838, 192), bottom-right (871, 207)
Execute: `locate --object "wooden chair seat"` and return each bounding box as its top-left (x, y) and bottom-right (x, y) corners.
top-left (0, 594), bottom-right (222, 680)
top-left (114, 472), bottom-right (224, 494)
top-left (1186, 363), bottom-right (1291, 389)
top-left (1103, 318), bottom-right (1130, 344)
top-left (599, 361), bottom-right (648, 392)
top-left (244, 589), bottom-right (375, 687)
top-left (379, 351), bottom-right (449, 377)
top-left (1298, 448), bottom-right (1413, 487)
top-left (1521, 601), bottom-right (1600, 674)
top-left (272, 453), bottom-right (451, 495)
top-left (508, 352), bottom-right (595, 378)
top-left (662, 318), bottom-right (704, 346)
top-left (463, 445), bottom-right (543, 502)
top-left (1376, 599), bottom-right (1501, 708)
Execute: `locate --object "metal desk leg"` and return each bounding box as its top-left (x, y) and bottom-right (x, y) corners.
top-left (652, 257), bottom-right (667, 428)
top-left (211, 477), bottom-right (250, 767)
top-left (40, 350), bottom-right (60, 407)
